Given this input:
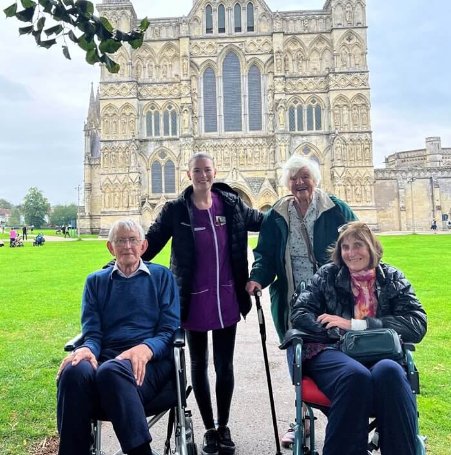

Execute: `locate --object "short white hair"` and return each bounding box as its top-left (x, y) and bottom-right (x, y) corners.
top-left (280, 155), bottom-right (321, 188)
top-left (108, 219), bottom-right (145, 242)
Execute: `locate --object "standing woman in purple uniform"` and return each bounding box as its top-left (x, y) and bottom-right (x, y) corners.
top-left (142, 152), bottom-right (263, 455)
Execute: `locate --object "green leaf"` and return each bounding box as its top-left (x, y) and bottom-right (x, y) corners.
top-left (21, 0), bottom-right (36, 8)
top-left (75, 0), bottom-right (94, 15)
top-left (39, 38), bottom-right (57, 49)
top-left (99, 15), bottom-right (113, 33)
top-left (15, 6), bottom-right (36, 22)
top-left (67, 29), bottom-right (78, 43)
top-left (102, 54), bottom-right (120, 73)
top-left (40, 0), bottom-right (52, 13)
top-left (139, 17), bottom-right (150, 31)
top-left (44, 24), bottom-right (63, 36)
top-left (18, 25), bottom-right (34, 35)
top-left (77, 33), bottom-right (95, 51)
top-left (62, 45), bottom-right (71, 60)
top-left (62, 0), bottom-right (74, 5)
top-left (129, 36), bottom-right (143, 50)
top-left (3, 3), bottom-right (18, 18)
top-left (36, 16), bottom-right (45, 30)
top-left (99, 38), bottom-right (121, 54)
top-left (85, 47), bottom-right (100, 64)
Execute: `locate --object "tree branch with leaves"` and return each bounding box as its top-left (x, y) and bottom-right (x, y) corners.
top-left (4, 0), bottom-right (149, 73)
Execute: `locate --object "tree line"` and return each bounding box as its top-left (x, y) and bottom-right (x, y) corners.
top-left (0, 187), bottom-right (77, 228)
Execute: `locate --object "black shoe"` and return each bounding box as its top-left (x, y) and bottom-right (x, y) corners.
top-left (217, 426), bottom-right (235, 455)
top-left (202, 429), bottom-right (219, 455)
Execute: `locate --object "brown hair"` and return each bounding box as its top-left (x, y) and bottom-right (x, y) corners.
top-left (331, 221), bottom-right (383, 269)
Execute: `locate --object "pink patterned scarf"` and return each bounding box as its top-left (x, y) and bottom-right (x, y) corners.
top-left (350, 269), bottom-right (377, 319)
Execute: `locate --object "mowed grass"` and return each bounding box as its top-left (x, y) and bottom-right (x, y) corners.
top-left (0, 235), bottom-right (450, 454)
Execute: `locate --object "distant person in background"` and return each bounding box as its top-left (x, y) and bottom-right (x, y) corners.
top-left (430, 219), bottom-right (437, 234)
top-left (9, 227), bottom-right (17, 247)
top-left (22, 225), bottom-right (28, 240)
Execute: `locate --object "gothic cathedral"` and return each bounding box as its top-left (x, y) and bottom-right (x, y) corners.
top-left (80, 0), bottom-right (377, 235)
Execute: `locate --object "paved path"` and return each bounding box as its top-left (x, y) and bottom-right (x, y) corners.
top-left (100, 281), bottom-right (327, 455)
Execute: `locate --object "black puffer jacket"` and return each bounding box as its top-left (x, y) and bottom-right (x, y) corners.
top-left (291, 262), bottom-right (427, 344)
top-left (142, 183), bottom-right (263, 321)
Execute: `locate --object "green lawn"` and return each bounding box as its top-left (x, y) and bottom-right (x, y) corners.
top-left (0, 235), bottom-right (449, 454)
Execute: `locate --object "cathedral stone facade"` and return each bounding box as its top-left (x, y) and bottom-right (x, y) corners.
top-left (79, 0), bottom-right (378, 235)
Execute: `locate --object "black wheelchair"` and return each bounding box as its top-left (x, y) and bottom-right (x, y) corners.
top-left (64, 328), bottom-right (198, 455)
top-left (280, 329), bottom-right (426, 455)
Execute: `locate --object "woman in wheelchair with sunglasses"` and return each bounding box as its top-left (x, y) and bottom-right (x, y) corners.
top-left (291, 221), bottom-right (427, 455)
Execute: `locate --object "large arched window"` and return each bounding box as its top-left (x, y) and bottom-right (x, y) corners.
top-left (288, 101), bottom-right (304, 132)
top-left (164, 160), bottom-right (176, 193)
top-left (247, 2), bottom-right (254, 32)
top-left (206, 5), bottom-right (213, 34)
top-left (223, 52), bottom-right (242, 132)
top-left (151, 161), bottom-right (162, 193)
top-left (234, 3), bottom-right (242, 32)
top-left (203, 68), bottom-right (218, 133)
top-left (163, 105), bottom-right (178, 136)
top-left (218, 4), bottom-right (225, 33)
top-left (248, 65), bottom-right (262, 131)
top-left (146, 107), bottom-right (160, 137)
top-left (306, 98), bottom-right (322, 131)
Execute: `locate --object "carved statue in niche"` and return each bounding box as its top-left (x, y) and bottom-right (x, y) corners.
top-left (148, 63), bottom-right (154, 78)
top-left (345, 182), bottom-right (353, 201)
top-left (354, 49), bottom-right (361, 67)
top-left (342, 105), bottom-right (349, 129)
top-left (191, 84), bottom-right (198, 116)
top-left (112, 118), bottom-right (118, 134)
top-left (296, 51), bottom-right (304, 73)
top-left (182, 57), bottom-right (189, 77)
top-left (182, 109), bottom-right (190, 133)
top-left (247, 148), bottom-right (253, 166)
top-left (279, 142), bottom-right (287, 162)
top-left (275, 51), bottom-right (282, 72)
top-left (161, 63), bottom-right (168, 78)
top-left (364, 143), bottom-right (371, 161)
top-left (361, 107), bottom-right (369, 127)
top-left (352, 105), bottom-right (359, 128)
top-left (121, 117), bottom-right (127, 135)
top-left (284, 54), bottom-right (290, 73)
top-left (334, 106), bottom-right (341, 128)
top-left (274, 13), bottom-right (282, 32)
top-left (335, 141), bottom-right (342, 161)
top-left (335, 183), bottom-right (344, 199)
top-left (354, 183), bottom-right (362, 203)
top-left (192, 116), bottom-right (198, 136)
top-left (356, 142), bottom-right (363, 162)
top-left (277, 103), bottom-right (286, 129)
top-left (129, 116), bottom-right (135, 135)
top-left (345, 4), bottom-right (353, 25)
top-left (340, 47), bottom-right (348, 68)
top-left (103, 118), bottom-right (110, 135)
top-left (364, 182), bottom-right (372, 202)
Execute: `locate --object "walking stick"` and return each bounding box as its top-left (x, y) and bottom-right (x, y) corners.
top-left (254, 289), bottom-right (282, 455)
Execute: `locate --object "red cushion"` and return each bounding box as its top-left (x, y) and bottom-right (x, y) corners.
top-left (302, 376), bottom-right (331, 407)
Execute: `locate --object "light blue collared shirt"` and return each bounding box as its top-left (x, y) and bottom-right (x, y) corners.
top-left (111, 259), bottom-right (151, 279)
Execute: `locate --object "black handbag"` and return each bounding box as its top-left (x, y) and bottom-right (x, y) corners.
top-left (339, 328), bottom-right (403, 364)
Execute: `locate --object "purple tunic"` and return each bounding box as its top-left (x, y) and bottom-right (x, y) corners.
top-left (183, 192), bottom-right (240, 332)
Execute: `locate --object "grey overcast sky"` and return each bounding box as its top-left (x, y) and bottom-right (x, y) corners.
top-left (1, 0), bottom-right (450, 206)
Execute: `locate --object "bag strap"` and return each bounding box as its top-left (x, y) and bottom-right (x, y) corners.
top-left (293, 201), bottom-right (318, 273)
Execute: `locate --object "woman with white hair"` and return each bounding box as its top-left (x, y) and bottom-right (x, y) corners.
top-left (246, 154), bottom-right (357, 447)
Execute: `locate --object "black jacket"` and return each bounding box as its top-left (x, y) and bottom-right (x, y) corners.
top-left (291, 262), bottom-right (427, 344)
top-left (142, 182), bottom-right (263, 321)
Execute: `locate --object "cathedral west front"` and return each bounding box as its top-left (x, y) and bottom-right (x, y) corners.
top-left (79, 0), bottom-right (387, 234)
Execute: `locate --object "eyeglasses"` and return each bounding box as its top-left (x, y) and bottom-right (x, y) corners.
top-left (113, 237), bottom-right (142, 246)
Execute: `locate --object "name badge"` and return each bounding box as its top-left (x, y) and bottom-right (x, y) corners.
top-left (194, 227), bottom-right (206, 231)
top-left (215, 216), bottom-right (226, 226)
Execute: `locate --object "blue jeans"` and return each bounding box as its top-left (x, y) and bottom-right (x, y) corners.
top-left (187, 324), bottom-right (237, 429)
top-left (304, 349), bottom-right (417, 455)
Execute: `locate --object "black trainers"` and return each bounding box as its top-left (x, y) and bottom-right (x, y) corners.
top-left (202, 428), bottom-right (219, 455)
top-left (217, 426), bottom-right (235, 454)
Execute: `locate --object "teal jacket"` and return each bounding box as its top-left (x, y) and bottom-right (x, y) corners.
top-left (249, 190), bottom-right (357, 341)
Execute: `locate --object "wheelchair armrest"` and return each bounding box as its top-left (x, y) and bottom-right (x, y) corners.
top-left (173, 327), bottom-right (185, 348)
top-left (64, 333), bottom-right (84, 352)
top-left (403, 342), bottom-right (416, 352)
top-left (279, 329), bottom-right (307, 350)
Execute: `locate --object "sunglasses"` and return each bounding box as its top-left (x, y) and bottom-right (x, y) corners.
top-left (337, 222), bottom-right (370, 233)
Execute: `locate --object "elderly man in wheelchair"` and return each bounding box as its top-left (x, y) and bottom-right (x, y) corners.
top-left (281, 222), bottom-right (427, 455)
top-left (56, 219), bottom-right (184, 455)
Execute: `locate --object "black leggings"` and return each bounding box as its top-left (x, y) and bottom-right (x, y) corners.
top-left (186, 324), bottom-right (237, 429)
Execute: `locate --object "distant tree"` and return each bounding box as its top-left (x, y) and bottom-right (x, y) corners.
top-left (8, 207), bottom-right (22, 227)
top-left (50, 204), bottom-right (77, 226)
top-left (0, 198), bottom-right (14, 209)
top-left (3, 0), bottom-right (149, 73)
top-left (22, 187), bottom-right (50, 228)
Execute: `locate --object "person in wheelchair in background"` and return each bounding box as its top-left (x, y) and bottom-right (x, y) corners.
top-left (56, 219), bottom-right (180, 455)
top-left (290, 221), bottom-right (427, 455)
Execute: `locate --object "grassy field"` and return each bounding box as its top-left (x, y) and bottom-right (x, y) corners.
top-left (0, 234), bottom-right (450, 454)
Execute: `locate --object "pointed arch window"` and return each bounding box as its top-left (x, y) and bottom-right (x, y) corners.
top-left (234, 4), bottom-right (242, 32)
top-left (163, 105), bottom-right (178, 137)
top-left (289, 101), bottom-right (304, 132)
top-left (151, 161), bottom-right (162, 193)
top-left (248, 65), bottom-right (262, 131)
top-left (306, 98), bottom-right (322, 131)
top-left (203, 68), bottom-right (218, 133)
top-left (146, 107), bottom-right (160, 137)
top-left (218, 4), bottom-right (226, 33)
top-left (247, 3), bottom-right (254, 32)
top-left (206, 5), bottom-right (213, 34)
top-left (223, 52), bottom-right (242, 132)
top-left (164, 160), bottom-right (176, 193)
